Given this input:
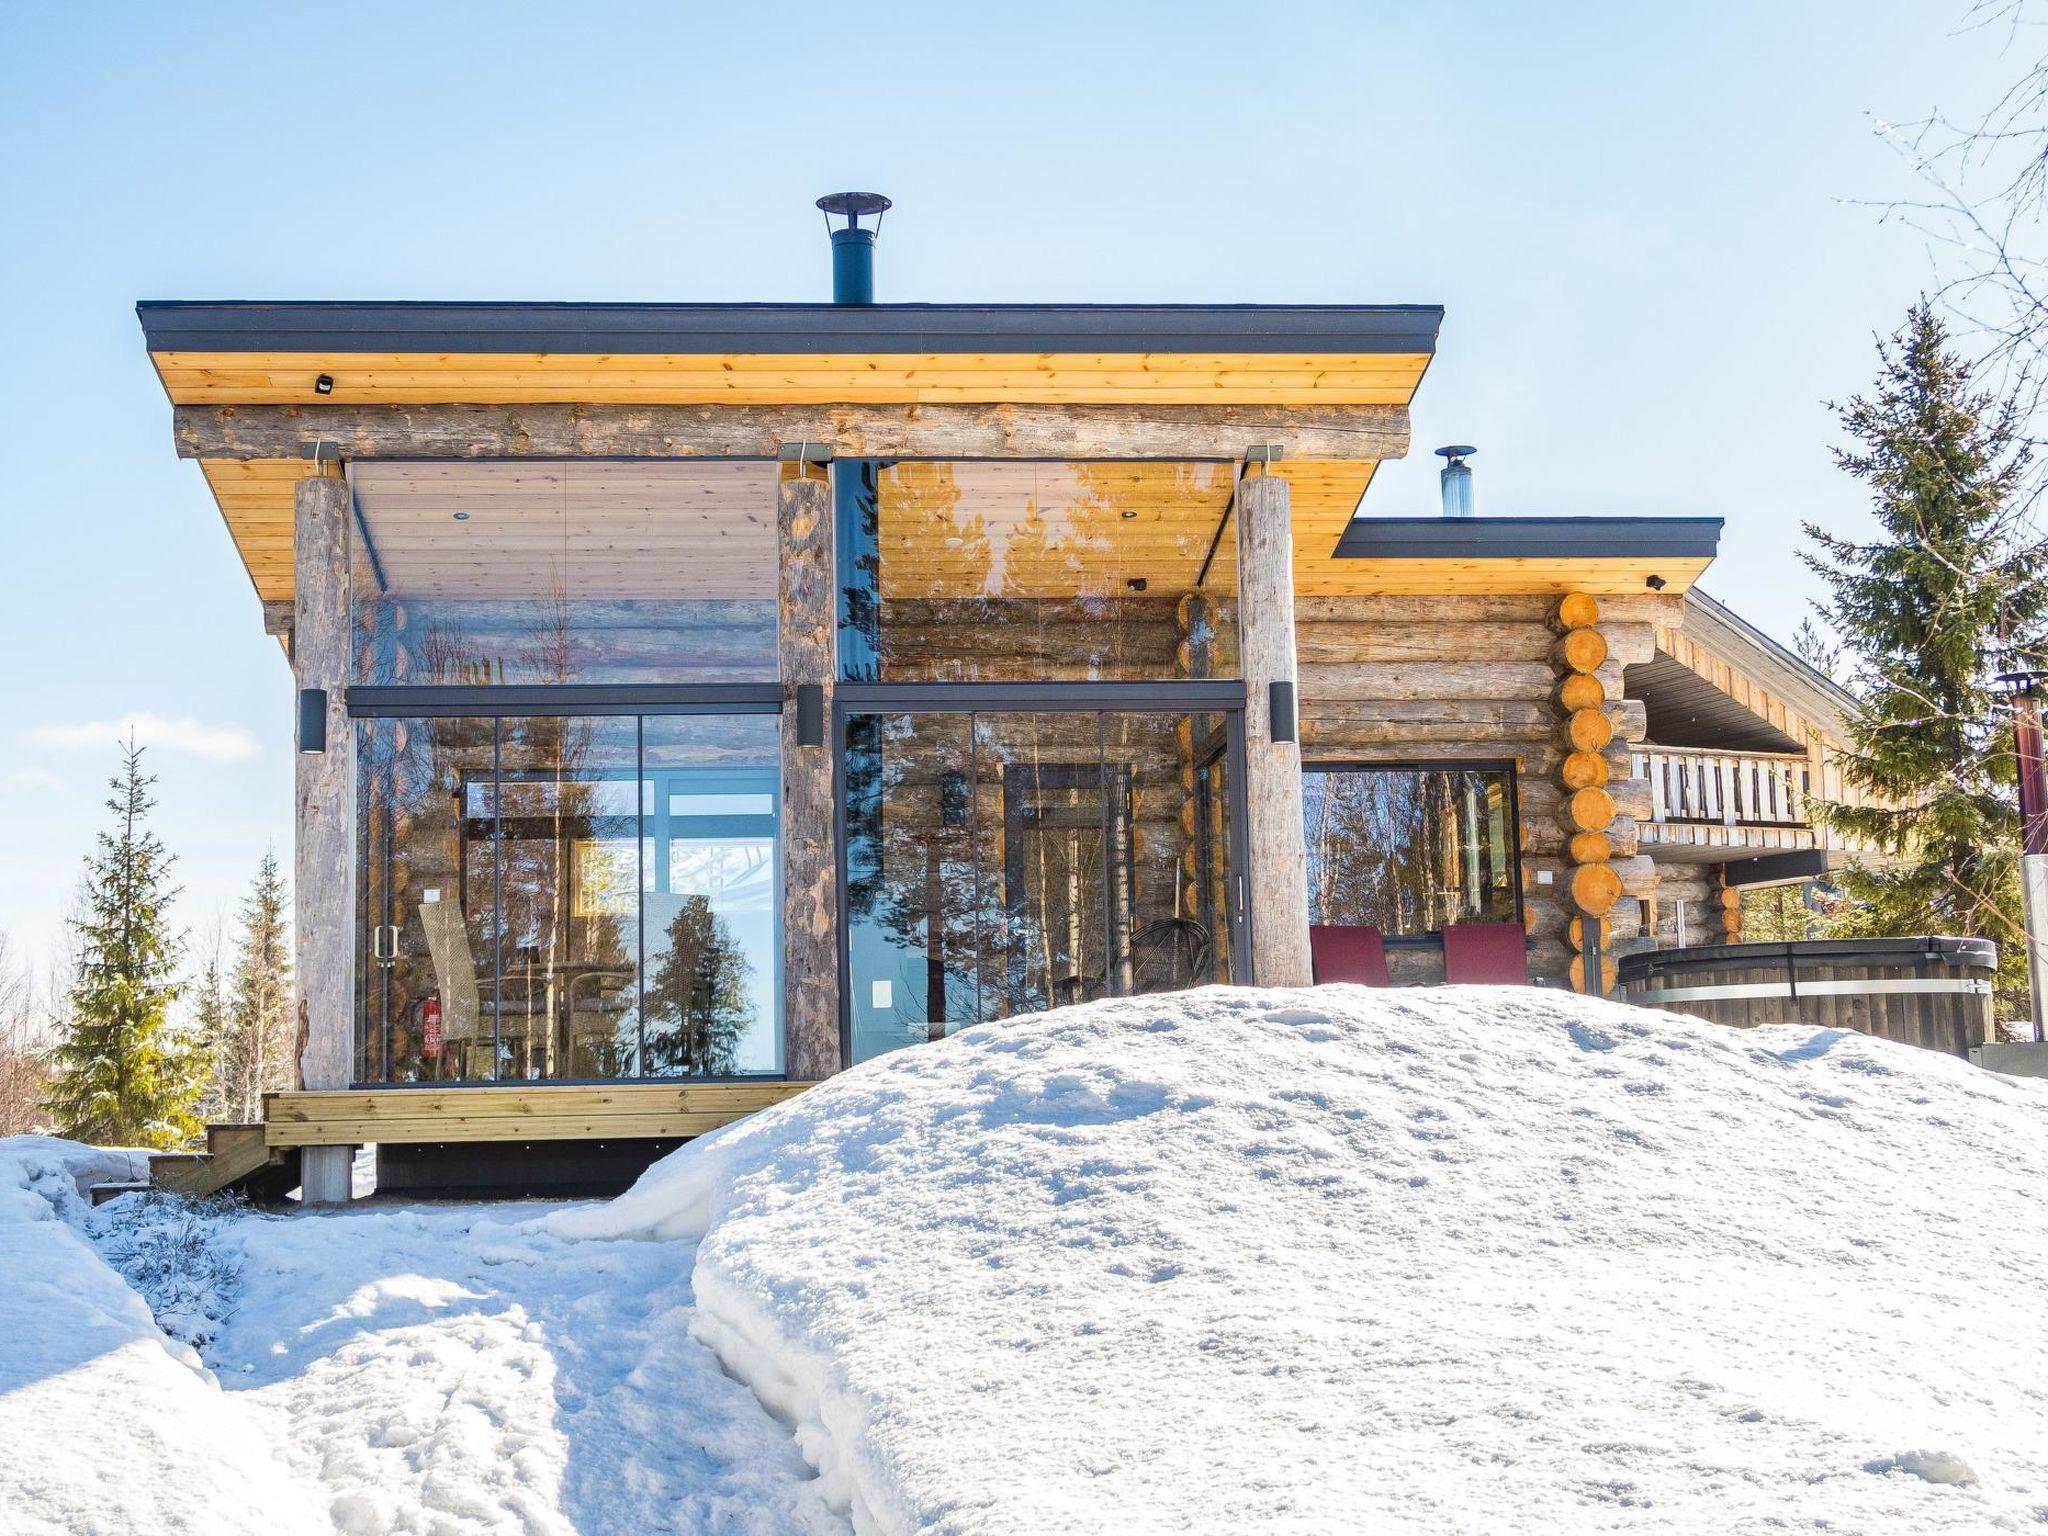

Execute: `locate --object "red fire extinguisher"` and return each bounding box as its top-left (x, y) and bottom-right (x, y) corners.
top-left (422, 994), bottom-right (443, 1060)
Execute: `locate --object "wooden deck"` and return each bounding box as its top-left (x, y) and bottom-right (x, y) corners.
top-left (261, 1081), bottom-right (818, 1148)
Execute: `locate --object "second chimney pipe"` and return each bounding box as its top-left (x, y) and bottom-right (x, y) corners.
top-left (817, 192), bottom-right (891, 305)
top-left (1436, 445), bottom-right (1476, 518)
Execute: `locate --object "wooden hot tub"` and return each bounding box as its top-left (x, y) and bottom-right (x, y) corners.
top-left (1616, 937), bottom-right (1998, 1058)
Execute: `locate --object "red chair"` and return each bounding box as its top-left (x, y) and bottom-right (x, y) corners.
top-left (1442, 922), bottom-right (1530, 984)
top-left (1309, 924), bottom-right (1391, 986)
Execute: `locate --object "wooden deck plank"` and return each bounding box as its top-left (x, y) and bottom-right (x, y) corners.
top-left (260, 1081), bottom-right (817, 1147)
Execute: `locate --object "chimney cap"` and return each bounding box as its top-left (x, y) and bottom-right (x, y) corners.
top-left (817, 191), bottom-right (892, 225)
top-left (1434, 444), bottom-right (1477, 462)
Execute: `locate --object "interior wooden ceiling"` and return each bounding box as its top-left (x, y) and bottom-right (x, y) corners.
top-left (152, 351), bottom-right (1433, 407)
top-left (351, 460), bottom-right (778, 602)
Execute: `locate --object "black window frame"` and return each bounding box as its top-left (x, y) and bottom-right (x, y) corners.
top-left (1302, 757), bottom-right (1524, 945)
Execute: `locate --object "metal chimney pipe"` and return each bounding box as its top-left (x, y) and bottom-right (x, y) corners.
top-left (1435, 445), bottom-right (1477, 518)
top-left (816, 192), bottom-right (891, 306)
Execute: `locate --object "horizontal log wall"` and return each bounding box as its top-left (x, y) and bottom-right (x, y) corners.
top-left (1300, 591), bottom-right (1681, 986)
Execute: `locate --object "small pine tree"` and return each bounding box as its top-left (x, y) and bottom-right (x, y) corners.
top-left (189, 922), bottom-right (231, 1122)
top-left (1803, 300), bottom-right (2048, 1015)
top-left (222, 851), bottom-right (293, 1122)
top-left (47, 739), bottom-right (203, 1148)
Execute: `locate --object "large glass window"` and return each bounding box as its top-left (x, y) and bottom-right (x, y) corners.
top-left (845, 708), bottom-right (1240, 1064)
top-left (356, 712), bottom-right (780, 1083)
top-left (1303, 763), bottom-right (1519, 938)
top-left (350, 460), bottom-right (778, 685)
top-left (837, 461), bottom-right (1240, 683)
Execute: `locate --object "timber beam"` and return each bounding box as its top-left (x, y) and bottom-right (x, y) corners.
top-left (172, 401), bottom-right (1410, 463)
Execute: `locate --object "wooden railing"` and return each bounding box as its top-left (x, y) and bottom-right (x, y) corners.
top-left (1632, 746), bottom-right (1809, 828)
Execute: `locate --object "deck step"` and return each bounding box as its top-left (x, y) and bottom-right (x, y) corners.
top-left (89, 1180), bottom-right (152, 1205)
top-left (150, 1124), bottom-right (287, 1199)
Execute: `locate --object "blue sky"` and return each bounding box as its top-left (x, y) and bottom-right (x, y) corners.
top-left (0, 0), bottom-right (2019, 970)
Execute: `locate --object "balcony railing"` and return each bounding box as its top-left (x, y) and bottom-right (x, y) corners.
top-left (1632, 746), bottom-right (1809, 828)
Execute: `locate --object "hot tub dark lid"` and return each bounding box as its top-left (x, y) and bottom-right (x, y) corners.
top-left (1617, 935), bottom-right (2000, 982)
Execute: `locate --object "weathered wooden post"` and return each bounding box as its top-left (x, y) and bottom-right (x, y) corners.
top-left (1236, 465), bottom-right (1314, 987)
top-left (293, 469), bottom-right (356, 1204)
top-left (778, 459), bottom-right (841, 1077)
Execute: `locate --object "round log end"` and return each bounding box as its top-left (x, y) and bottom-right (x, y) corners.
top-left (1559, 750), bottom-right (1612, 791)
top-left (1719, 885), bottom-right (1743, 910)
top-left (1569, 954), bottom-right (1620, 994)
top-left (1553, 592), bottom-right (1602, 632)
top-left (1567, 915), bottom-right (1611, 951)
top-left (1564, 786), bottom-right (1618, 833)
top-left (1564, 708), bottom-right (1616, 753)
top-left (1568, 861), bottom-right (1624, 915)
top-left (1568, 831), bottom-right (1612, 865)
top-left (1555, 672), bottom-right (1606, 713)
top-left (1555, 628), bottom-right (1609, 674)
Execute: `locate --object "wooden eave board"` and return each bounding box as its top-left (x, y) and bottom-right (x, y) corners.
top-left (151, 350), bottom-right (1433, 407)
top-left (200, 458), bottom-right (306, 602)
top-left (1292, 554), bottom-right (1714, 596)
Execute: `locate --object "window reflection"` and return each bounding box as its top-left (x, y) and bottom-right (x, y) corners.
top-left (838, 461), bottom-right (1239, 683)
top-left (1303, 764), bottom-right (1519, 937)
top-left (356, 713), bottom-right (780, 1083)
top-left (845, 709), bottom-right (1237, 1064)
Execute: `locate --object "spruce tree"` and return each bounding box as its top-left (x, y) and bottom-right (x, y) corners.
top-left (190, 925), bottom-right (231, 1122)
top-left (47, 740), bottom-right (202, 1147)
top-left (223, 850), bottom-right (293, 1122)
top-left (1803, 300), bottom-right (2048, 1014)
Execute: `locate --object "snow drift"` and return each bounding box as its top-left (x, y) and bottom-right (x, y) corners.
top-left (0, 1136), bottom-right (328, 1536)
top-left (547, 985), bottom-right (2048, 1534)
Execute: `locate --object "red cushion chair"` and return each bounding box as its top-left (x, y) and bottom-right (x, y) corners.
top-left (1309, 924), bottom-right (1391, 987)
top-left (1441, 922), bottom-right (1530, 984)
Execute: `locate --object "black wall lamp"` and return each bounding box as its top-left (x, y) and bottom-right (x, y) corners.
top-left (297, 688), bottom-right (328, 753)
top-left (1269, 680), bottom-right (1297, 744)
top-left (795, 683), bottom-right (825, 746)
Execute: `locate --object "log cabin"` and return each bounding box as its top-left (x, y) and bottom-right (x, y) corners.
top-left (135, 196), bottom-right (1894, 1201)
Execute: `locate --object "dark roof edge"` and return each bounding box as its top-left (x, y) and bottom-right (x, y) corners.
top-left (136, 300), bottom-right (1445, 357)
top-left (1333, 515), bottom-right (1724, 561)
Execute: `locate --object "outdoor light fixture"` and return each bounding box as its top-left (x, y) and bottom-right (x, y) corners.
top-left (1269, 680), bottom-right (1298, 744)
top-left (795, 683), bottom-right (825, 747)
top-left (313, 373), bottom-right (335, 395)
top-left (297, 688), bottom-right (328, 753)
top-left (1645, 574), bottom-right (1668, 591)
top-left (1126, 577), bottom-right (1148, 592)
top-left (452, 511), bottom-right (470, 521)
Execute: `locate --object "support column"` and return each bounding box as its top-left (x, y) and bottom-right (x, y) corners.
top-left (779, 463), bottom-right (841, 1077)
top-left (1235, 467), bottom-right (1313, 987)
top-left (293, 470), bottom-right (356, 1204)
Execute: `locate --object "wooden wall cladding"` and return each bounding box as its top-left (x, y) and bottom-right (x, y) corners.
top-left (1299, 591), bottom-right (1676, 987)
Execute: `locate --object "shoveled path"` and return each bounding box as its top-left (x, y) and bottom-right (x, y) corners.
top-left (206, 1199), bottom-right (844, 1536)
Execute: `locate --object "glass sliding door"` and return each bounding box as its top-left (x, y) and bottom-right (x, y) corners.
top-left (640, 717), bottom-right (781, 1077)
top-left (844, 706), bottom-right (1243, 1064)
top-left (356, 710), bottom-right (780, 1083)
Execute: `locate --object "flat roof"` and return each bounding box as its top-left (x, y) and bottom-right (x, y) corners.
top-left (136, 301), bottom-right (1444, 357)
top-left (1333, 515), bottom-right (1723, 562)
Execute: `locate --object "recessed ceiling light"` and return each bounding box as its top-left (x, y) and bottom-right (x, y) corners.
top-left (1120, 509), bottom-right (1138, 520)
top-left (453, 512), bottom-right (470, 521)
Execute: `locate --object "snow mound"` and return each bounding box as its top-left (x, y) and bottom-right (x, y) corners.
top-left (0, 1137), bottom-right (327, 1535)
top-left (546, 986), bottom-right (2048, 1534)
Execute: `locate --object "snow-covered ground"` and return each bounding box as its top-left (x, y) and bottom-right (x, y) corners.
top-left (8, 986), bottom-right (2048, 1534)
top-left (552, 986), bottom-right (2048, 1533)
